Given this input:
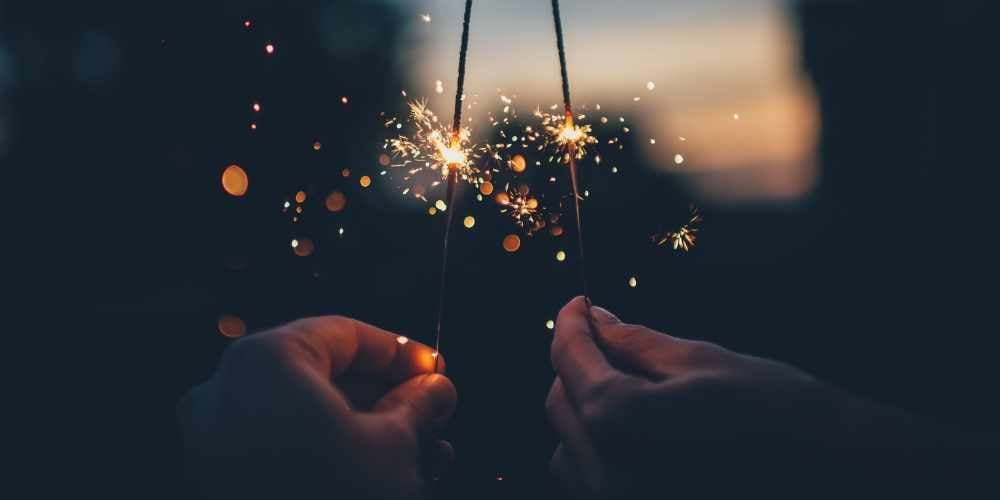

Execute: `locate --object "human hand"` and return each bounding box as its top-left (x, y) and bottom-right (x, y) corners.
top-left (546, 297), bottom-right (927, 497)
top-left (178, 316), bottom-right (456, 500)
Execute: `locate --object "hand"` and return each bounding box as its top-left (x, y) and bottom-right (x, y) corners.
top-left (178, 316), bottom-right (457, 500)
top-left (546, 297), bottom-right (932, 497)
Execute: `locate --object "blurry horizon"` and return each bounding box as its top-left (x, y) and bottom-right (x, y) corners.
top-left (391, 0), bottom-right (818, 202)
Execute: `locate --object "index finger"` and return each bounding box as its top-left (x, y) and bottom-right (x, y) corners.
top-left (551, 296), bottom-right (616, 406)
top-left (275, 316), bottom-right (444, 383)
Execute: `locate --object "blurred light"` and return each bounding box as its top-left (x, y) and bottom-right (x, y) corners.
top-left (628, 276), bottom-right (638, 288)
top-left (646, 81), bottom-right (656, 91)
top-left (341, 168), bottom-right (351, 177)
top-left (252, 102), bottom-right (261, 112)
top-left (480, 181), bottom-right (494, 196)
top-left (293, 238), bottom-right (315, 257)
top-left (378, 154), bottom-right (391, 166)
top-left (338, 227), bottom-right (345, 236)
top-left (313, 141), bottom-right (322, 151)
top-left (435, 200), bottom-right (447, 211)
top-left (511, 154), bottom-right (527, 173)
top-left (550, 225), bottom-right (563, 237)
top-left (218, 315), bottom-right (247, 338)
top-left (435, 80), bottom-right (444, 94)
top-left (249, 122), bottom-right (257, 131)
top-left (341, 96), bottom-right (349, 104)
top-left (463, 216), bottom-right (475, 228)
top-left (555, 250), bottom-right (566, 262)
top-left (221, 164), bottom-right (249, 196)
top-left (359, 175), bottom-right (372, 188)
top-left (325, 191), bottom-right (347, 212)
top-left (502, 234), bottom-right (521, 253)
top-left (295, 191), bottom-right (307, 203)
top-left (291, 239), bottom-right (299, 248)
top-left (265, 43), bottom-right (275, 55)
top-left (421, 14), bottom-right (432, 23)
top-left (428, 207), bottom-right (437, 216)
top-left (244, 19), bottom-right (252, 29)
top-left (397, 336), bottom-right (409, 345)
top-left (546, 320), bottom-right (555, 330)
top-left (674, 154), bottom-right (685, 165)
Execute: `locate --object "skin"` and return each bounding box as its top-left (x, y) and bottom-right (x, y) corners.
top-left (178, 316), bottom-right (456, 500)
top-left (546, 296), bottom-right (958, 498)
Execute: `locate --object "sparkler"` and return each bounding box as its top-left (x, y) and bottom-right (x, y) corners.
top-left (432, 0), bottom-right (474, 373)
top-left (549, 0), bottom-right (592, 301)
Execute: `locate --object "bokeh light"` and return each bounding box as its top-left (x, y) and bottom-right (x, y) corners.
top-left (463, 216), bottom-right (475, 228)
top-left (221, 164), bottom-right (249, 196)
top-left (502, 234), bottom-right (521, 253)
top-left (359, 175), bottom-right (372, 188)
top-left (325, 191), bottom-right (347, 212)
top-left (293, 238), bottom-right (315, 257)
top-left (218, 315), bottom-right (247, 338)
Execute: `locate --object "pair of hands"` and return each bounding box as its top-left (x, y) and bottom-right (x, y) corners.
top-left (179, 297), bottom-right (926, 499)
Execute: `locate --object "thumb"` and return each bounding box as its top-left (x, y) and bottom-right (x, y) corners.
top-left (374, 374), bottom-right (457, 432)
top-left (590, 305), bottom-right (687, 379)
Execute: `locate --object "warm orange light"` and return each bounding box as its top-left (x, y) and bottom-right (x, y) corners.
top-left (511, 154), bottom-right (527, 173)
top-left (480, 181), bottom-right (494, 196)
top-left (495, 192), bottom-right (510, 205)
top-left (222, 164), bottom-right (249, 196)
top-left (550, 225), bottom-right (564, 237)
top-left (295, 191), bottom-right (307, 204)
top-left (396, 336), bottom-right (409, 345)
top-left (313, 141), bottom-right (322, 151)
top-left (556, 250), bottom-right (566, 262)
top-left (378, 154), bottom-right (391, 166)
top-left (463, 216), bottom-right (475, 229)
top-left (325, 191), bottom-right (347, 212)
top-left (502, 234), bottom-right (521, 253)
top-left (341, 168), bottom-right (351, 178)
top-left (359, 175), bottom-right (372, 188)
top-left (265, 43), bottom-right (275, 54)
top-left (218, 315), bottom-right (247, 338)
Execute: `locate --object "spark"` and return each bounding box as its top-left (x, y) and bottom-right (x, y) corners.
top-left (674, 154), bottom-right (685, 165)
top-left (496, 183), bottom-right (544, 233)
top-left (536, 109), bottom-right (597, 162)
top-left (646, 81), bottom-right (656, 91)
top-left (341, 96), bottom-right (349, 104)
top-left (420, 13), bottom-right (432, 23)
top-left (653, 205), bottom-right (703, 252)
top-left (385, 100), bottom-right (488, 200)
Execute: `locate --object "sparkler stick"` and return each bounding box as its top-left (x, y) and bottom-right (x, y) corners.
top-left (433, 0), bottom-right (474, 373)
top-left (550, 0), bottom-right (591, 303)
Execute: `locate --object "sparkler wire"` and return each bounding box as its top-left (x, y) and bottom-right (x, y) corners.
top-left (550, 0), bottom-right (590, 304)
top-left (434, 0), bottom-right (474, 372)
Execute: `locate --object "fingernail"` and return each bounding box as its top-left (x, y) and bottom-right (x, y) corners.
top-left (591, 306), bottom-right (620, 325)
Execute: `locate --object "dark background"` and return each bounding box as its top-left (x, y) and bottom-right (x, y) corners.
top-left (4, 0), bottom-right (996, 497)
